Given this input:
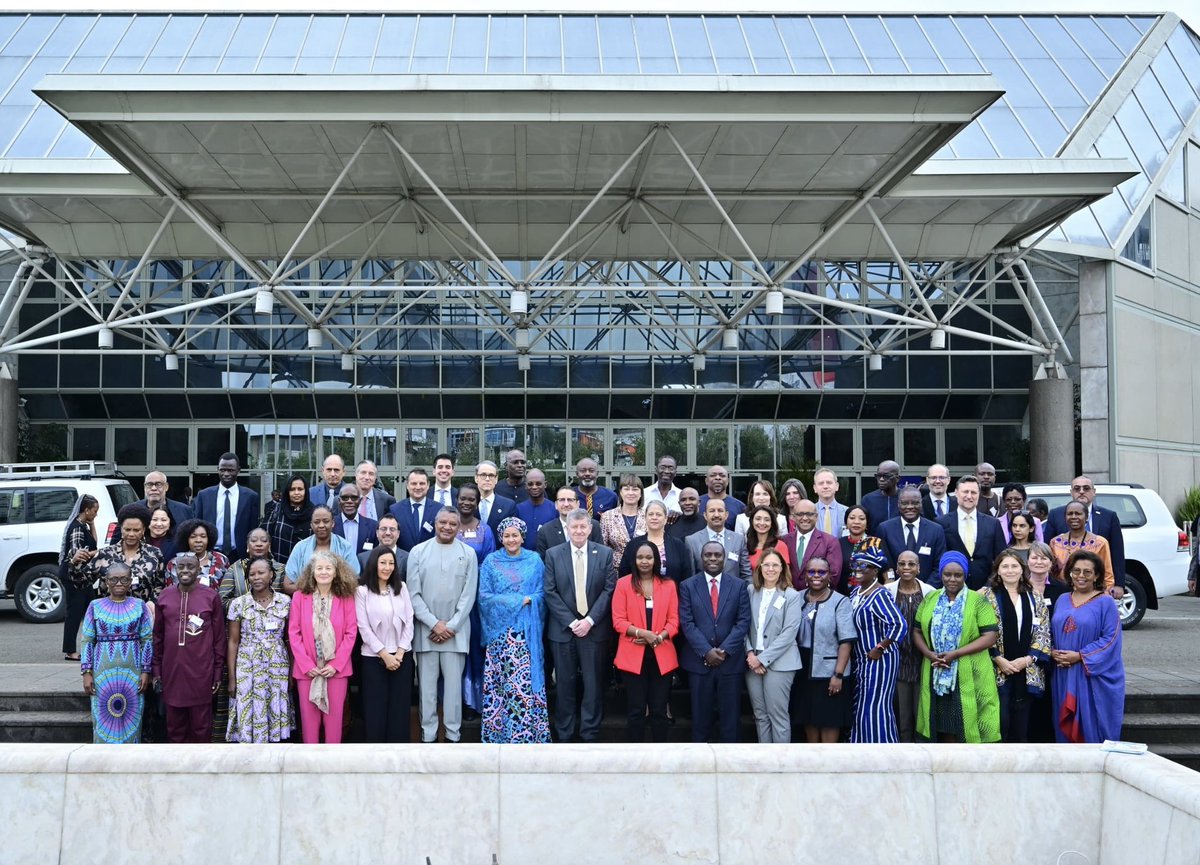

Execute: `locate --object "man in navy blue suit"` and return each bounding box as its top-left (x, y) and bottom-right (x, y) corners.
top-left (937, 475), bottom-right (1004, 590)
top-left (879, 486), bottom-right (946, 584)
top-left (475, 460), bottom-right (517, 535)
top-left (1045, 475), bottom-right (1126, 599)
top-left (861, 459), bottom-right (901, 531)
top-left (194, 452), bottom-right (260, 563)
top-left (333, 482), bottom-right (378, 560)
top-left (389, 468), bottom-right (444, 553)
top-left (679, 541), bottom-right (752, 743)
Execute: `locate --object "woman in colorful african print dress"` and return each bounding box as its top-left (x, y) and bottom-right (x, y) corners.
top-left (478, 516), bottom-right (550, 744)
top-left (847, 546), bottom-right (907, 743)
top-left (226, 556), bottom-right (293, 742)
top-left (80, 561), bottom-right (153, 744)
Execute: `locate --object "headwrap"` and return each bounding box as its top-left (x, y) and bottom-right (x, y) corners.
top-left (938, 551), bottom-right (970, 579)
top-left (851, 547), bottom-right (889, 571)
top-left (496, 515), bottom-right (528, 538)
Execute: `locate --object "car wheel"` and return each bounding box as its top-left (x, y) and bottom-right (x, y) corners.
top-left (1118, 577), bottom-right (1147, 629)
top-left (14, 564), bottom-right (66, 623)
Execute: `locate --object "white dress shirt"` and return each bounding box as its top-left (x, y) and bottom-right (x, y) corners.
top-left (217, 484), bottom-right (240, 550)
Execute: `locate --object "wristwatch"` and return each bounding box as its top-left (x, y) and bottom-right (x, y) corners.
top-left (832, 672), bottom-right (844, 680)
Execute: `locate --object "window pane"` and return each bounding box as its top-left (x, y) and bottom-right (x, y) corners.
top-left (743, 17), bottom-right (790, 73)
top-left (696, 427), bottom-right (729, 467)
top-left (219, 15), bottom-right (272, 71)
top-left (903, 428), bottom-right (937, 469)
top-left (814, 17), bottom-right (868, 72)
top-left (848, 17), bottom-right (903, 71)
top-left (735, 425), bottom-right (773, 471)
top-left (450, 15), bottom-right (487, 72)
top-left (944, 428), bottom-right (977, 467)
top-left (570, 427), bottom-right (604, 466)
top-left (613, 428), bottom-right (646, 468)
top-left (114, 427), bottom-right (148, 466)
top-left (405, 427), bottom-right (439, 467)
top-left (819, 427), bottom-right (853, 466)
top-left (197, 427), bottom-right (231, 466)
top-left (671, 16), bottom-right (715, 73)
top-left (72, 427), bottom-right (106, 461)
top-left (411, 15), bottom-right (451, 73)
top-left (654, 428), bottom-right (688, 466)
top-left (598, 16), bottom-right (637, 73)
top-left (706, 18), bottom-right (753, 73)
top-left (861, 429), bottom-right (895, 467)
top-left (633, 16), bottom-right (674, 73)
top-left (563, 16), bottom-right (599, 72)
top-left (527, 425), bottom-right (565, 474)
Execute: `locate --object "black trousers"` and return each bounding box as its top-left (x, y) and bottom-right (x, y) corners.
top-left (61, 579), bottom-right (94, 655)
top-left (998, 679), bottom-right (1032, 743)
top-left (623, 650), bottom-right (671, 743)
top-left (360, 653), bottom-right (415, 743)
top-left (689, 670), bottom-right (742, 743)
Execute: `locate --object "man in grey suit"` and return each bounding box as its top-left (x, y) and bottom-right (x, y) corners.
top-left (357, 514), bottom-right (409, 581)
top-left (536, 486), bottom-right (603, 560)
top-left (685, 499), bottom-right (752, 582)
top-left (353, 460), bottom-right (396, 522)
top-left (544, 510), bottom-right (616, 742)
top-left (407, 509), bottom-right (478, 743)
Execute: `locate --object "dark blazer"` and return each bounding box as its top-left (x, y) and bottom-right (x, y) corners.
top-left (860, 490), bottom-right (899, 531)
top-left (482, 494), bottom-right (518, 535)
top-left (543, 541), bottom-right (616, 643)
top-left (878, 516), bottom-right (946, 584)
top-left (135, 497), bottom-right (193, 527)
top-left (309, 482), bottom-right (342, 510)
top-left (684, 528), bottom-right (752, 582)
top-left (334, 514), bottom-right (378, 559)
top-left (782, 529), bottom-right (843, 590)
top-left (937, 511), bottom-right (1005, 590)
top-left (357, 545), bottom-right (409, 582)
top-left (194, 484), bottom-right (260, 562)
top-left (535, 518), bottom-right (603, 560)
top-left (617, 533), bottom-right (694, 585)
top-left (677, 572), bottom-right (751, 677)
top-left (428, 486), bottom-right (458, 509)
top-left (1046, 503), bottom-right (1126, 586)
top-left (358, 488), bottom-right (397, 522)
top-left (388, 498), bottom-right (445, 553)
top-left (921, 493), bottom-right (957, 521)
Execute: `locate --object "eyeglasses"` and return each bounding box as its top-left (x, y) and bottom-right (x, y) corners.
top-left (339, 494), bottom-right (360, 501)
top-left (476, 472), bottom-right (498, 479)
top-left (1069, 568), bottom-right (1097, 577)
top-left (144, 480), bottom-right (167, 487)
top-left (926, 475), bottom-right (949, 482)
top-left (806, 569), bottom-right (829, 576)
top-left (1071, 484), bottom-right (1094, 492)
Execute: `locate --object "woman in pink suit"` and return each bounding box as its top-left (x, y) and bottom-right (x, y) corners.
top-left (288, 550), bottom-right (359, 743)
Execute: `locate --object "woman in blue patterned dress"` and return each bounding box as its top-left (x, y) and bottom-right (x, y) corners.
top-left (80, 561), bottom-right (153, 744)
top-left (226, 555), bottom-right (293, 742)
top-left (478, 516), bottom-right (551, 744)
top-left (848, 547), bottom-right (907, 743)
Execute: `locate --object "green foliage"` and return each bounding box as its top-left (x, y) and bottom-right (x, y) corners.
top-left (18, 419), bottom-right (67, 462)
top-left (1177, 486), bottom-right (1200, 532)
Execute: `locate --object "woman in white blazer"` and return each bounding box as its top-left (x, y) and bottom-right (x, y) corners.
top-left (744, 548), bottom-right (804, 743)
top-left (355, 546), bottom-right (415, 743)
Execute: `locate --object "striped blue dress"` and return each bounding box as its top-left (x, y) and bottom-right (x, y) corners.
top-left (849, 585), bottom-right (907, 743)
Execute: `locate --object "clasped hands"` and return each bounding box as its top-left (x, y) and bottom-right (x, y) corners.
top-left (632, 628), bottom-right (665, 647)
top-left (1051, 649), bottom-right (1082, 668)
top-left (430, 621), bottom-right (456, 644)
top-left (703, 647), bottom-right (728, 668)
top-left (745, 651), bottom-right (766, 676)
top-left (928, 650), bottom-right (956, 669)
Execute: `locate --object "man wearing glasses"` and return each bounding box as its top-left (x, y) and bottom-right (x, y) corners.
top-left (333, 483), bottom-right (377, 560)
top-left (782, 500), bottom-right (843, 591)
top-left (136, 470), bottom-right (193, 525)
top-left (475, 460), bottom-right (517, 534)
top-left (861, 460), bottom-right (901, 530)
top-left (1046, 476), bottom-right (1126, 600)
top-left (920, 464), bottom-right (956, 520)
top-left (535, 486), bottom-right (602, 560)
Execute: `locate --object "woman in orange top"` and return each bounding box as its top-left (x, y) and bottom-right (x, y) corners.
top-left (745, 504), bottom-right (790, 571)
top-left (612, 541), bottom-right (679, 743)
top-left (1049, 500), bottom-right (1114, 590)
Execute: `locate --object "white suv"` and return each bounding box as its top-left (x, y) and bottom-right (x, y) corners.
top-left (0, 462), bottom-right (138, 623)
top-left (1023, 483), bottom-right (1189, 629)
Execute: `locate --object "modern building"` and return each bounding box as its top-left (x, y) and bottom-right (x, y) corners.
top-left (0, 8), bottom-right (1197, 504)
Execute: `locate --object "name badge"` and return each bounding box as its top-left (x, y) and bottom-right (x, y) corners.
top-left (773, 596), bottom-right (786, 610)
top-left (919, 545), bottom-right (932, 555)
top-left (199, 575), bottom-right (211, 587)
top-left (422, 522), bottom-right (433, 532)
top-left (807, 609), bottom-right (817, 620)
top-left (727, 552), bottom-right (739, 562)
top-left (464, 530), bottom-right (477, 539)
top-left (265, 619), bottom-right (281, 630)
top-left (645, 599), bottom-right (654, 609)
top-left (187, 613), bottom-right (204, 628)
top-left (363, 542), bottom-right (373, 550)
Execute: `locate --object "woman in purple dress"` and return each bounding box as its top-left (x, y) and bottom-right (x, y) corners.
top-left (1051, 549), bottom-right (1124, 743)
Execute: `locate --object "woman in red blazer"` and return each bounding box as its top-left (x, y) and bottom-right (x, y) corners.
top-left (288, 550), bottom-right (359, 743)
top-left (612, 541), bottom-right (679, 743)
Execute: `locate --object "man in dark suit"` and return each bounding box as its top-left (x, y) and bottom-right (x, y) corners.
top-left (544, 510), bottom-right (616, 742)
top-left (1045, 475), bottom-right (1126, 598)
top-left (678, 541), bottom-right (752, 743)
top-left (136, 470), bottom-right (193, 526)
top-left (309, 453), bottom-right (346, 509)
top-left (357, 514), bottom-right (408, 581)
top-left (430, 453), bottom-right (458, 509)
top-left (921, 463), bottom-right (957, 520)
top-left (937, 475), bottom-right (1005, 590)
top-left (333, 483), bottom-right (378, 560)
top-left (475, 460), bottom-right (517, 535)
top-left (879, 486), bottom-right (946, 584)
top-left (353, 460), bottom-right (396, 522)
top-left (194, 452), bottom-right (260, 562)
top-left (782, 499), bottom-right (843, 590)
top-left (861, 459), bottom-right (901, 530)
top-left (388, 468), bottom-right (444, 553)
top-left (536, 486), bottom-right (602, 559)
top-left (684, 499), bottom-right (751, 582)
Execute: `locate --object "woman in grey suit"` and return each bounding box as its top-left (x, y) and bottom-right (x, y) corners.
top-left (744, 548), bottom-right (803, 743)
top-left (792, 556), bottom-right (856, 743)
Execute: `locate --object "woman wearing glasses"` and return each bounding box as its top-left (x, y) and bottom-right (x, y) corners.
top-left (792, 556), bottom-right (856, 743)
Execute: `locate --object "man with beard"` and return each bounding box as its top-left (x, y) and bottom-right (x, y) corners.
top-left (494, 449), bottom-right (530, 503)
top-left (516, 469), bottom-right (557, 550)
top-left (861, 459), bottom-right (901, 530)
top-left (666, 487), bottom-right (706, 541)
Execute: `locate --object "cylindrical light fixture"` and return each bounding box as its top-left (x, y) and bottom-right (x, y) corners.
top-left (510, 288), bottom-right (528, 316)
top-left (97, 326), bottom-right (113, 349)
top-left (515, 327), bottom-right (530, 349)
top-left (254, 288), bottom-right (274, 315)
top-left (692, 353), bottom-right (706, 372)
top-left (868, 352), bottom-right (883, 371)
top-left (929, 326), bottom-right (947, 350)
top-left (341, 353), bottom-right (355, 371)
top-left (307, 328), bottom-right (323, 349)
top-left (164, 352), bottom-right (179, 371)
top-left (765, 290), bottom-right (784, 316)
top-left (517, 354), bottom-right (531, 371)
top-left (722, 327), bottom-right (738, 350)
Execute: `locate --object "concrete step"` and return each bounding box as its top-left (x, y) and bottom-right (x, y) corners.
top-left (0, 691), bottom-right (89, 713)
top-left (0, 711), bottom-right (92, 743)
top-left (1148, 744), bottom-right (1200, 773)
top-left (1125, 692), bottom-right (1200, 716)
top-left (1121, 714), bottom-right (1200, 746)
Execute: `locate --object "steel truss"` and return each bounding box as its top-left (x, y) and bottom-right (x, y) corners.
top-left (0, 121), bottom-right (1073, 370)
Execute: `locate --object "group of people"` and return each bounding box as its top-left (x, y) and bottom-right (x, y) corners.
top-left (62, 449), bottom-right (1125, 747)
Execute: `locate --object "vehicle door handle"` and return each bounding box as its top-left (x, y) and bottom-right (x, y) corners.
top-left (0, 534), bottom-right (21, 540)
